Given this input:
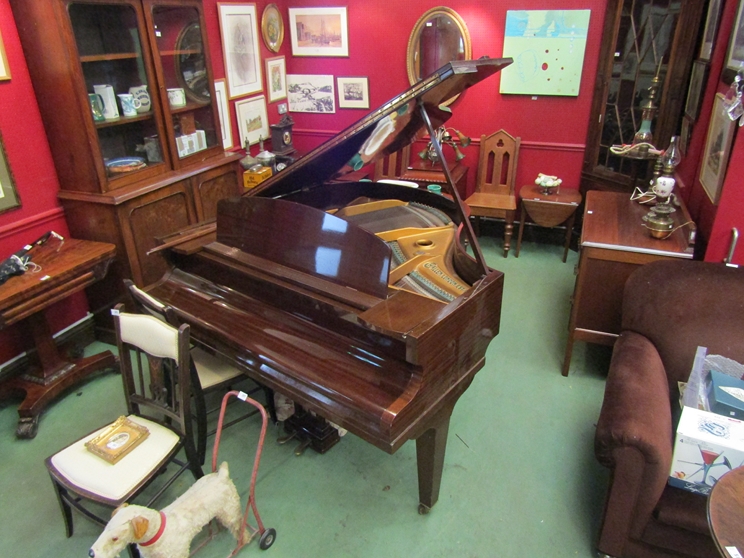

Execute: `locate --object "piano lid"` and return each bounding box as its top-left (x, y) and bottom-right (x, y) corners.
top-left (250, 57), bottom-right (512, 200)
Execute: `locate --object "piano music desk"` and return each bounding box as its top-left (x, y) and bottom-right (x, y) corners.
top-left (0, 239), bottom-right (117, 438)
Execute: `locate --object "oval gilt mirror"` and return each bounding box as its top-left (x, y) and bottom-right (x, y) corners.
top-left (406, 7), bottom-right (471, 104)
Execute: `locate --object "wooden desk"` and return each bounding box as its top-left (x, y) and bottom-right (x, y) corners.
top-left (400, 160), bottom-right (469, 198)
top-left (562, 190), bottom-right (695, 376)
top-left (0, 238), bottom-right (117, 438)
top-left (516, 185), bottom-right (582, 262)
top-left (708, 466), bottom-right (744, 558)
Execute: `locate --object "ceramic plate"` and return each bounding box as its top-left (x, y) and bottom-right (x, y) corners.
top-left (106, 157), bottom-right (146, 173)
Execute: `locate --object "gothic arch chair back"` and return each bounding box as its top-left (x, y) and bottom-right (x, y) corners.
top-left (464, 129), bottom-right (521, 257)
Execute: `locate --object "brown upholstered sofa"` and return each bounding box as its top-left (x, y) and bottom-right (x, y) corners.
top-left (594, 259), bottom-right (744, 558)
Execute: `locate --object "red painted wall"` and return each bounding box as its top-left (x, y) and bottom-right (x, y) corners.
top-left (204, 0), bottom-right (606, 196)
top-left (0, 0), bottom-right (82, 364)
top-left (675, 0), bottom-right (744, 265)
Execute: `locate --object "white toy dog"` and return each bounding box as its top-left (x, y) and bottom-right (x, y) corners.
top-left (89, 462), bottom-right (248, 558)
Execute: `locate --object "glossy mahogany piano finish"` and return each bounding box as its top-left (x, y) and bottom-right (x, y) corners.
top-left (148, 58), bottom-right (511, 513)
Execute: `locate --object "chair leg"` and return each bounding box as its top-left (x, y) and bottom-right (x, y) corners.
top-left (472, 216), bottom-right (481, 237)
top-left (189, 362), bottom-right (208, 465)
top-left (50, 477), bottom-right (74, 538)
top-left (503, 211), bottom-right (515, 257)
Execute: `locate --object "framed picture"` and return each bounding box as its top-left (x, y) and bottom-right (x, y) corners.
top-left (0, 131), bottom-right (20, 214)
top-left (0, 28), bottom-right (10, 81)
top-left (287, 74), bottom-right (335, 113)
top-left (724, 0), bottom-right (744, 83)
top-left (235, 95), bottom-right (269, 147)
top-left (218, 3), bottom-right (262, 99)
top-left (265, 56), bottom-right (287, 103)
top-left (261, 3), bottom-right (284, 53)
top-left (214, 79), bottom-right (233, 150)
top-left (337, 77), bottom-right (369, 109)
top-left (699, 93), bottom-right (736, 204)
top-left (684, 60), bottom-right (708, 121)
top-left (85, 416), bottom-right (149, 464)
top-left (288, 7), bottom-right (349, 57)
top-left (699, 0), bottom-right (722, 62)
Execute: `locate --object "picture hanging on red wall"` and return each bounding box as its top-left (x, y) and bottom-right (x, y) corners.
top-left (288, 7), bottom-right (348, 57)
top-left (0, 131), bottom-right (20, 214)
top-left (261, 3), bottom-right (284, 53)
top-left (218, 3), bottom-right (263, 99)
top-left (700, 94), bottom-right (736, 204)
top-left (0, 28), bottom-right (10, 81)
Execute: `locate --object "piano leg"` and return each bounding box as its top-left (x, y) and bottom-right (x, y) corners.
top-left (415, 406), bottom-right (452, 514)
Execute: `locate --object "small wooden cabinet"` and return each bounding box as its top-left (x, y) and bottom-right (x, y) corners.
top-left (562, 191), bottom-right (695, 376)
top-left (11, 0), bottom-right (242, 313)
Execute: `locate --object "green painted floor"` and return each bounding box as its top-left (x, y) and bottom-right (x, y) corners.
top-left (0, 233), bottom-right (613, 558)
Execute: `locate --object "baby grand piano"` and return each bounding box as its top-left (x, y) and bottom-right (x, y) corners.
top-left (147, 58), bottom-right (511, 513)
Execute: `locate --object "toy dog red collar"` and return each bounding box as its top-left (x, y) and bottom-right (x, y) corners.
top-left (140, 512), bottom-right (166, 547)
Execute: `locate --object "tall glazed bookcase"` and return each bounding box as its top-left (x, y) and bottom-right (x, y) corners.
top-left (10, 0), bottom-right (242, 316)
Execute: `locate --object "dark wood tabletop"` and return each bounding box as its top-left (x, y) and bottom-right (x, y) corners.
top-left (582, 190), bottom-right (694, 257)
top-left (708, 466), bottom-right (744, 558)
top-left (0, 237), bottom-right (117, 438)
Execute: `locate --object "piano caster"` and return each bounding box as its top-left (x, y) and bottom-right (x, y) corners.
top-left (294, 439), bottom-right (312, 456)
top-left (418, 503), bottom-right (431, 515)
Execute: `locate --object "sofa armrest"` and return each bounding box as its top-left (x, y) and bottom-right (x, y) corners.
top-left (595, 331), bottom-right (674, 549)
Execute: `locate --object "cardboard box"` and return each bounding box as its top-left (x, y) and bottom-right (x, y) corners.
top-left (669, 406), bottom-right (744, 495)
top-left (708, 370), bottom-right (744, 419)
top-left (244, 166), bottom-right (272, 189)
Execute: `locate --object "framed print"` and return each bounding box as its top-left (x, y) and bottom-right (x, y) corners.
top-left (0, 28), bottom-right (10, 81)
top-left (288, 7), bottom-right (349, 57)
top-left (684, 60), bottom-right (708, 121)
top-left (261, 3), bottom-right (284, 53)
top-left (85, 416), bottom-right (149, 464)
top-left (699, 93), bottom-right (736, 204)
top-left (337, 77), bottom-right (369, 109)
top-left (235, 95), bottom-right (269, 147)
top-left (699, 0), bottom-right (721, 62)
top-left (218, 3), bottom-right (262, 99)
top-left (214, 79), bottom-right (233, 150)
top-left (0, 131), bottom-right (20, 214)
top-left (266, 56), bottom-right (287, 103)
top-left (287, 74), bottom-right (335, 113)
top-left (725, 1), bottom-right (744, 83)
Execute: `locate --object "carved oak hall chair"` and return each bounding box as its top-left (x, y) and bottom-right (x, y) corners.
top-left (594, 260), bottom-right (744, 558)
top-left (45, 305), bottom-right (203, 541)
top-left (124, 279), bottom-right (274, 465)
top-left (464, 129), bottom-right (521, 257)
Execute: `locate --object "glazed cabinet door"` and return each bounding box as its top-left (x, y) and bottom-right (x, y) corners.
top-left (143, 0), bottom-right (223, 168)
top-left (66, 0), bottom-right (171, 191)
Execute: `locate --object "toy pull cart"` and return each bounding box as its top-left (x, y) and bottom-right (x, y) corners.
top-left (211, 390), bottom-right (276, 554)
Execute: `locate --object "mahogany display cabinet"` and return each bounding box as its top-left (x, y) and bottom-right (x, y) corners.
top-left (10, 0), bottom-right (242, 316)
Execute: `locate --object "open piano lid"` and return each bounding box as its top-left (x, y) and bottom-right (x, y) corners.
top-left (250, 57), bottom-right (512, 200)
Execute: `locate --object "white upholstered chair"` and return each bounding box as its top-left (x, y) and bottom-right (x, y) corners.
top-left (46, 305), bottom-right (203, 542)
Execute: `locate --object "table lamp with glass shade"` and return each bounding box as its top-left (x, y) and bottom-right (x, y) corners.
top-left (643, 136), bottom-right (681, 238)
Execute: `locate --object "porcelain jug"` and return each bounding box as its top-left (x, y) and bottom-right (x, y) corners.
top-left (93, 84), bottom-right (119, 120)
top-left (128, 85), bottom-right (151, 114)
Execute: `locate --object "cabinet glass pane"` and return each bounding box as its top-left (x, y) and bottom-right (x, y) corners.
top-left (597, 0), bottom-right (679, 176)
top-left (69, 2), bottom-right (165, 179)
top-left (152, 6), bottom-right (218, 159)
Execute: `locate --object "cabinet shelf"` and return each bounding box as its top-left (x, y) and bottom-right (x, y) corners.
top-left (94, 111), bottom-right (154, 128)
top-left (169, 101), bottom-right (209, 115)
top-left (80, 52), bottom-right (139, 63)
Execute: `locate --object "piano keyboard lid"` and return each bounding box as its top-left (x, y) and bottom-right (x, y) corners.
top-left (249, 57), bottom-right (512, 200)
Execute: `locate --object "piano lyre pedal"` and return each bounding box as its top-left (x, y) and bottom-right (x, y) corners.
top-left (147, 57), bottom-right (511, 513)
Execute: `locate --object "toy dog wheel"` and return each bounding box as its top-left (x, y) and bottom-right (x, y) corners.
top-left (259, 528), bottom-right (276, 550)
